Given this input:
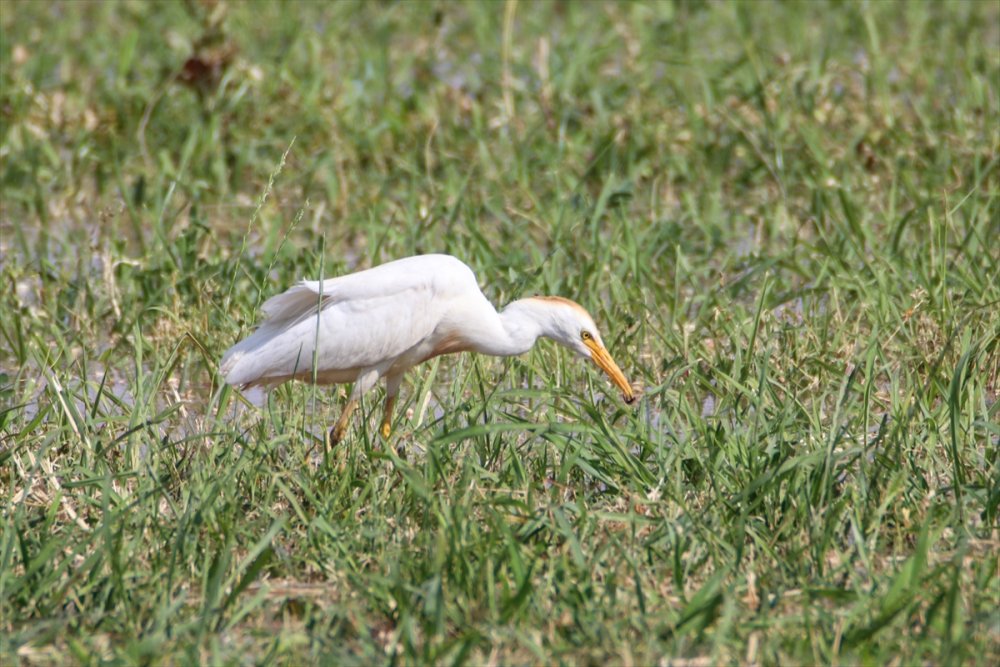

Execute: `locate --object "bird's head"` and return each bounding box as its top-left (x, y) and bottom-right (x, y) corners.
top-left (526, 297), bottom-right (636, 404)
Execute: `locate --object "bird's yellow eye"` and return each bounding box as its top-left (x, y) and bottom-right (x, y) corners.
top-left (581, 331), bottom-right (593, 341)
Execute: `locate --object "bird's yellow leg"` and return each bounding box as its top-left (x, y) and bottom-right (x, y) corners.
top-left (329, 398), bottom-right (359, 446)
top-left (380, 375), bottom-right (403, 442)
top-left (380, 394), bottom-right (396, 439)
top-left (328, 369), bottom-right (387, 447)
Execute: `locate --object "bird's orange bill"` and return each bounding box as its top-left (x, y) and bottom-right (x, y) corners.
top-left (584, 338), bottom-right (635, 404)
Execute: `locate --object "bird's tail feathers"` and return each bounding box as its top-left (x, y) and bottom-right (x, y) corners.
top-left (220, 281), bottom-right (334, 388)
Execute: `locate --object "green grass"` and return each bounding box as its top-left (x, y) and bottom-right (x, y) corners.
top-left (2, 0), bottom-right (998, 663)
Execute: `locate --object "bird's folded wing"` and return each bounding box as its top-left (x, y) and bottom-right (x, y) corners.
top-left (260, 273), bottom-right (438, 328)
top-left (221, 255), bottom-right (477, 386)
top-left (222, 284), bottom-right (441, 386)
top-left (290, 254), bottom-right (474, 311)
top-left (259, 284), bottom-right (333, 324)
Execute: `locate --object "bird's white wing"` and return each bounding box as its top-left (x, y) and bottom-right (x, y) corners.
top-left (221, 254), bottom-right (477, 387)
top-left (291, 254), bottom-right (474, 307)
top-left (257, 253), bottom-right (475, 331)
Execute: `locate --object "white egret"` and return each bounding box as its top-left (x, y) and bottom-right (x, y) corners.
top-left (221, 254), bottom-right (635, 444)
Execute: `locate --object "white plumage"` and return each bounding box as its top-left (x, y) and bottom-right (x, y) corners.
top-left (221, 254), bottom-right (634, 444)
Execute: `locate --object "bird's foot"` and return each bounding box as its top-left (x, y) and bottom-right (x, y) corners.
top-left (328, 423), bottom-right (348, 447)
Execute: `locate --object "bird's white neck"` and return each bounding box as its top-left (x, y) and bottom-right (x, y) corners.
top-left (470, 298), bottom-right (557, 357)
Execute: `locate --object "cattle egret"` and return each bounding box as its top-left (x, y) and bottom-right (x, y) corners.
top-left (221, 254), bottom-right (635, 444)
